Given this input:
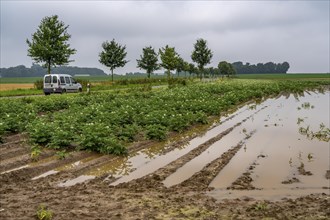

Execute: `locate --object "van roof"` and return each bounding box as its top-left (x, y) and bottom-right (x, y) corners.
top-left (44, 74), bottom-right (73, 77)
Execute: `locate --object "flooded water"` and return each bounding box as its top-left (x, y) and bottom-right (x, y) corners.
top-left (207, 91), bottom-right (330, 200)
top-left (58, 175), bottom-right (95, 187)
top-left (0, 165), bottom-right (29, 174)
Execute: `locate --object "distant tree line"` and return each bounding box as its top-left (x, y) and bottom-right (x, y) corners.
top-left (0, 64), bottom-right (107, 77)
top-left (232, 61), bottom-right (290, 74)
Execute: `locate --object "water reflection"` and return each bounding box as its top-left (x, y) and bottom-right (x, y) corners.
top-left (208, 91), bottom-right (329, 200)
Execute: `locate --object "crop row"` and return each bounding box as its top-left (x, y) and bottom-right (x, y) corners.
top-left (0, 79), bottom-right (328, 154)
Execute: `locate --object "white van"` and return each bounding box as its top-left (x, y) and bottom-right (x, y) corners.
top-left (43, 74), bottom-right (82, 95)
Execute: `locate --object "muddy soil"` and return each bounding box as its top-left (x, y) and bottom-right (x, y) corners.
top-left (1, 92), bottom-right (330, 219)
top-left (0, 136), bottom-right (329, 220)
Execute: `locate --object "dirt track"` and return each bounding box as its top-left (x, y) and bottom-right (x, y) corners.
top-left (1, 93), bottom-right (330, 219)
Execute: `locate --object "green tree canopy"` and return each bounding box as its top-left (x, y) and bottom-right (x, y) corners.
top-left (191, 38), bottom-right (213, 79)
top-left (159, 45), bottom-right (180, 80)
top-left (26, 15), bottom-right (76, 75)
top-left (231, 61), bottom-right (290, 74)
top-left (136, 46), bottom-right (159, 78)
top-left (99, 39), bottom-right (128, 82)
top-left (218, 61), bottom-right (236, 77)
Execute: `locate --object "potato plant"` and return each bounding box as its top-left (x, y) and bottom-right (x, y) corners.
top-left (0, 79), bottom-right (328, 155)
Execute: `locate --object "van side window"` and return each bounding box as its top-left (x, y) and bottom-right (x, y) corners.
top-left (45, 76), bottom-right (51, 83)
top-left (65, 77), bottom-right (71, 84)
top-left (52, 76), bottom-right (58, 84)
top-left (60, 76), bottom-right (65, 84)
top-left (71, 77), bottom-right (76, 84)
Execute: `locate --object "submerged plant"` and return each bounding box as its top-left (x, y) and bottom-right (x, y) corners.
top-left (297, 117), bottom-right (304, 125)
top-left (301, 102), bottom-right (314, 109)
top-left (299, 124), bottom-right (330, 142)
top-left (307, 153), bottom-right (313, 161)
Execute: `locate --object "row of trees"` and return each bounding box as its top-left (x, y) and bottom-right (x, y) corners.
top-left (26, 15), bottom-right (235, 81)
top-left (26, 15), bottom-right (289, 81)
top-left (232, 61), bottom-right (290, 74)
top-left (96, 38), bottom-right (217, 81)
top-left (0, 64), bottom-right (107, 78)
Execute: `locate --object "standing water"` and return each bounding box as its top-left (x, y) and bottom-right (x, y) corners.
top-left (208, 91), bottom-right (330, 200)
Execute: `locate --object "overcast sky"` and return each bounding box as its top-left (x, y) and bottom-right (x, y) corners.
top-left (1, 0), bottom-right (329, 74)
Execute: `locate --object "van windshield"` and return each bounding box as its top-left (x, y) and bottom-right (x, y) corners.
top-left (45, 76), bottom-right (51, 83)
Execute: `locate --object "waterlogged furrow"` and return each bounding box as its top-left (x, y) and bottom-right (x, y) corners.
top-left (110, 101), bottom-right (270, 186)
top-left (209, 95), bottom-right (297, 190)
top-left (163, 127), bottom-right (252, 187)
top-left (174, 131), bottom-right (256, 192)
top-left (31, 154), bottom-right (103, 180)
top-left (0, 153), bottom-right (31, 173)
top-left (30, 154), bottom-right (109, 184)
top-left (1, 151), bottom-right (89, 180)
top-left (161, 98), bottom-right (279, 187)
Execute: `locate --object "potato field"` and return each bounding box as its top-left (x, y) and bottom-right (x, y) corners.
top-left (0, 79), bottom-right (329, 219)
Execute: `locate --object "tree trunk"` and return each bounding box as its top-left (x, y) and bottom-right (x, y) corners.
top-left (111, 69), bottom-right (114, 82)
top-left (47, 61), bottom-right (51, 75)
top-left (167, 70), bottom-right (171, 80)
top-left (147, 71), bottom-right (151, 79)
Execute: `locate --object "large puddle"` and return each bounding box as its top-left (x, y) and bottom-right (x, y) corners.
top-left (207, 91), bottom-right (330, 200)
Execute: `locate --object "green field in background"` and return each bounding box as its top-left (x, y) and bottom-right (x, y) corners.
top-left (236, 73), bottom-right (330, 79)
top-left (0, 73), bottom-right (329, 84)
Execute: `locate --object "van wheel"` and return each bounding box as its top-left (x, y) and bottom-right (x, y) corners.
top-left (44, 93), bottom-right (50, 96)
top-left (79, 88), bottom-right (82, 92)
top-left (61, 89), bottom-right (66, 94)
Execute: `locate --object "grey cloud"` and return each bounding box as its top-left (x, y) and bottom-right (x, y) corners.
top-left (1, 1), bottom-right (329, 74)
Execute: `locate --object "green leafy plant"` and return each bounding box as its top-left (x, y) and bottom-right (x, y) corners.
top-left (36, 204), bottom-right (53, 220)
top-left (31, 145), bottom-right (42, 161)
top-left (145, 124), bottom-right (168, 141)
top-left (254, 202), bottom-right (268, 211)
top-left (34, 80), bottom-right (43, 90)
top-left (56, 150), bottom-right (69, 160)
